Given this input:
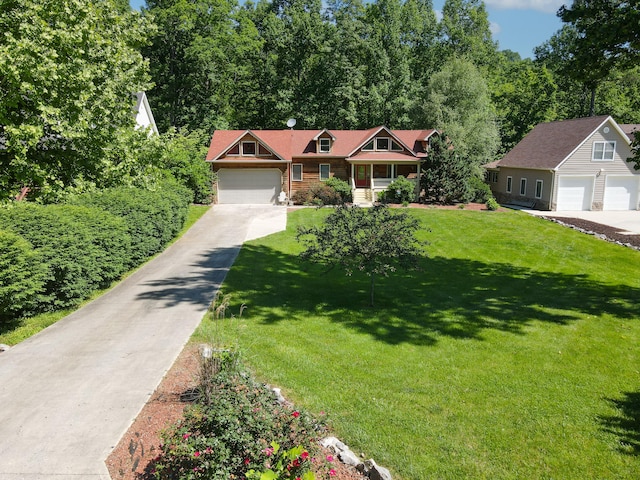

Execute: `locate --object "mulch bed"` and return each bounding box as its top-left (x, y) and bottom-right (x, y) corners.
top-left (545, 216), bottom-right (640, 250)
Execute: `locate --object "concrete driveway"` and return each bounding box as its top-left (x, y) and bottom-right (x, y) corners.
top-left (524, 209), bottom-right (640, 234)
top-left (0, 205), bottom-right (287, 479)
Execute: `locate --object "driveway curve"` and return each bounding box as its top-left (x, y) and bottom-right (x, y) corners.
top-left (0, 205), bottom-right (287, 479)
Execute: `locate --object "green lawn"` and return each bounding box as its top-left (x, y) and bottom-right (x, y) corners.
top-left (197, 208), bottom-right (640, 479)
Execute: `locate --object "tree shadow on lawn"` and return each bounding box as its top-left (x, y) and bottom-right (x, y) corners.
top-left (600, 391), bottom-right (640, 456)
top-left (226, 244), bottom-right (640, 346)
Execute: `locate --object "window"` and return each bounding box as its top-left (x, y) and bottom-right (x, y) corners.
top-left (258, 144), bottom-right (271, 156)
top-left (506, 176), bottom-right (512, 193)
top-left (376, 137), bottom-right (390, 151)
top-left (319, 138), bottom-right (331, 153)
top-left (241, 141), bottom-right (256, 155)
top-left (592, 141), bottom-right (615, 161)
top-left (363, 140), bottom-right (374, 151)
top-left (292, 164), bottom-right (303, 181)
top-left (391, 140), bottom-right (403, 151)
top-left (227, 144), bottom-right (240, 155)
top-left (519, 178), bottom-right (527, 196)
top-left (535, 180), bottom-right (543, 199)
top-left (319, 164), bottom-right (330, 180)
top-left (490, 172), bottom-right (499, 183)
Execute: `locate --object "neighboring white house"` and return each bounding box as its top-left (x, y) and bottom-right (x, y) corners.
top-left (486, 115), bottom-right (640, 211)
top-left (134, 92), bottom-right (158, 136)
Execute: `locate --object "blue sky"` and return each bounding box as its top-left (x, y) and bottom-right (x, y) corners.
top-left (130, 0), bottom-right (566, 59)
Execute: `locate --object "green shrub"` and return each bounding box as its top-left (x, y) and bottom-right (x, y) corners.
top-left (486, 197), bottom-right (500, 211)
top-left (153, 364), bottom-right (326, 479)
top-left (324, 177), bottom-right (352, 203)
top-left (470, 175), bottom-right (493, 203)
top-left (0, 230), bottom-right (47, 321)
top-left (0, 203), bottom-right (131, 311)
top-left (380, 176), bottom-right (416, 204)
top-left (292, 183), bottom-right (342, 206)
top-left (71, 183), bottom-right (190, 267)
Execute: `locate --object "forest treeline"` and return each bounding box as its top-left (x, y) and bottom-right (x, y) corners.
top-left (0, 0), bottom-right (638, 201)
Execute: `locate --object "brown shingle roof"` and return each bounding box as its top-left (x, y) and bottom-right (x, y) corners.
top-left (620, 124), bottom-right (640, 141)
top-left (498, 115), bottom-right (610, 170)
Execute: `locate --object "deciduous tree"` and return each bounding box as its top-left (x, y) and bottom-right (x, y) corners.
top-left (297, 205), bottom-right (426, 306)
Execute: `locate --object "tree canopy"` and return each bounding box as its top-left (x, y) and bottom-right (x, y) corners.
top-left (297, 205), bottom-right (426, 306)
top-left (0, 0), bottom-right (153, 200)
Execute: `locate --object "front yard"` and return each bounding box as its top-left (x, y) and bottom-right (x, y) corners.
top-left (197, 208), bottom-right (640, 479)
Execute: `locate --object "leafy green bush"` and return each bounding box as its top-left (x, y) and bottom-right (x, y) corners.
top-left (380, 175), bottom-right (416, 204)
top-left (153, 364), bottom-right (326, 479)
top-left (292, 183), bottom-right (341, 206)
top-left (0, 203), bottom-right (131, 311)
top-left (0, 230), bottom-right (47, 321)
top-left (323, 177), bottom-right (352, 203)
top-left (71, 182), bottom-right (191, 267)
top-left (486, 197), bottom-right (499, 211)
top-left (470, 175), bottom-right (493, 203)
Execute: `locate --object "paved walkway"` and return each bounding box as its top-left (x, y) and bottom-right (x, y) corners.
top-left (0, 205), bottom-right (287, 479)
top-left (524, 209), bottom-right (640, 234)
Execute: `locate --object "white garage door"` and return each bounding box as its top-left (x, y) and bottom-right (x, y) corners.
top-left (603, 176), bottom-right (638, 210)
top-left (218, 169), bottom-right (281, 204)
top-left (557, 176), bottom-right (594, 211)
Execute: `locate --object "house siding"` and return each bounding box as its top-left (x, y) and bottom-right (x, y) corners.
top-left (290, 158), bottom-right (349, 197)
top-left (489, 167), bottom-right (553, 210)
top-left (557, 122), bottom-right (636, 210)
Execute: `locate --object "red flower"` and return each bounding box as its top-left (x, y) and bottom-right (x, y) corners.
top-left (300, 451), bottom-right (309, 460)
top-left (194, 451), bottom-right (201, 457)
top-left (244, 458), bottom-right (251, 465)
top-left (292, 459), bottom-right (301, 467)
top-left (329, 468), bottom-right (337, 476)
top-left (326, 455), bottom-right (334, 462)
top-left (292, 411), bottom-right (300, 418)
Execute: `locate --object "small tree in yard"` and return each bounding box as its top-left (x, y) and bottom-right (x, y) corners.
top-left (297, 205), bottom-right (427, 306)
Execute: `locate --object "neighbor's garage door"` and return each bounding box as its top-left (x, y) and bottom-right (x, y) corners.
top-left (557, 176), bottom-right (594, 210)
top-left (217, 169), bottom-right (281, 204)
top-left (603, 176), bottom-right (638, 210)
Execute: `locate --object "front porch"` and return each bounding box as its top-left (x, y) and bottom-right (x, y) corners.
top-left (349, 163), bottom-right (420, 202)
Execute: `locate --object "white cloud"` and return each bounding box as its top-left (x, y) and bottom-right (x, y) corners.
top-left (483, 0), bottom-right (565, 13)
top-left (490, 21), bottom-right (501, 35)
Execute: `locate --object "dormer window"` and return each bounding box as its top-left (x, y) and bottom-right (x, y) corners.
top-left (319, 138), bottom-right (331, 153)
top-left (242, 141), bottom-right (256, 155)
top-left (363, 140), bottom-right (374, 151)
top-left (376, 137), bottom-right (389, 150)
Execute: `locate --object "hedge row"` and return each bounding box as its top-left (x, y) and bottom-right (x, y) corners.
top-left (0, 182), bottom-right (192, 322)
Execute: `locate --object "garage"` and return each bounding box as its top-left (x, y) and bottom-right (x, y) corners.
top-left (217, 168), bottom-right (282, 204)
top-left (556, 176), bottom-right (594, 210)
top-left (603, 176), bottom-right (639, 210)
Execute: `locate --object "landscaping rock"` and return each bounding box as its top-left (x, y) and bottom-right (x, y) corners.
top-left (363, 460), bottom-right (392, 480)
top-left (0, 344), bottom-right (10, 353)
top-left (338, 447), bottom-right (361, 467)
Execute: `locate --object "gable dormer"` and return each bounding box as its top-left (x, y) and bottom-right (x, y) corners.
top-left (313, 129), bottom-right (336, 154)
top-left (225, 132), bottom-right (274, 158)
top-left (362, 136), bottom-right (404, 152)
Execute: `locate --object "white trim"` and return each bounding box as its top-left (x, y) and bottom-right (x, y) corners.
top-left (535, 179), bottom-right (543, 199)
top-left (319, 138), bottom-right (331, 153)
top-left (592, 141), bottom-right (616, 162)
top-left (241, 141), bottom-right (256, 156)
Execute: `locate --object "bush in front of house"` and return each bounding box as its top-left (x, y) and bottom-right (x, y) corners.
top-left (379, 175), bottom-right (416, 204)
top-left (486, 197), bottom-right (499, 211)
top-left (0, 230), bottom-right (47, 322)
top-left (470, 175), bottom-right (493, 203)
top-left (323, 177), bottom-right (352, 203)
top-left (292, 182), bottom-right (342, 206)
top-left (0, 203), bottom-right (131, 311)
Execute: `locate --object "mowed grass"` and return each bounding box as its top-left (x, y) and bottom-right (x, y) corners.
top-left (196, 208), bottom-right (640, 479)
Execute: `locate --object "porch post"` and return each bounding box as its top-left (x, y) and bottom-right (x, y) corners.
top-left (370, 163), bottom-right (373, 190)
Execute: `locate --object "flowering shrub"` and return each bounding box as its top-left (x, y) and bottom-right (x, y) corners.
top-left (152, 366), bottom-right (327, 479)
